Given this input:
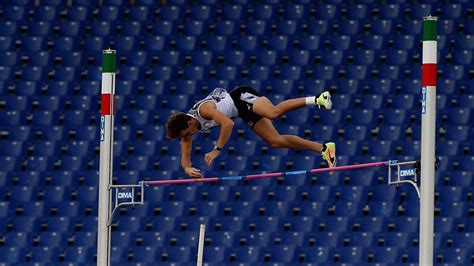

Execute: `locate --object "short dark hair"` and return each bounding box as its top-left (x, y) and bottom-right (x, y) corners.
top-left (166, 112), bottom-right (192, 139)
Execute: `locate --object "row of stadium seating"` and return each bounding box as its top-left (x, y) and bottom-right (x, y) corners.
top-left (0, 153), bottom-right (472, 171)
top-left (3, 230), bottom-right (474, 250)
top-left (0, 182), bottom-right (470, 202)
top-left (2, 168), bottom-right (472, 187)
top-left (0, 3), bottom-right (471, 21)
top-left (1, 214), bottom-right (473, 234)
top-left (0, 245), bottom-right (471, 264)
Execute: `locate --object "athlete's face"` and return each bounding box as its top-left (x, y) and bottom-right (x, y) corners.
top-left (180, 119), bottom-right (199, 138)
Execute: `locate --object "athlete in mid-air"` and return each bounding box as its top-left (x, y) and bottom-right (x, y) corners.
top-left (166, 86), bottom-right (336, 178)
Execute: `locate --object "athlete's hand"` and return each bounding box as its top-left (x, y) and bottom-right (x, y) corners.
top-left (184, 167), bottom-right (203, 179)
top-left (205, 149), bottom-right (220, 166)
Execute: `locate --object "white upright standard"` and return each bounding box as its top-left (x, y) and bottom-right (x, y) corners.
top-left (97, 49), bottom-right (116, 266)
top-left (419, 16), bottom-right (437, 266)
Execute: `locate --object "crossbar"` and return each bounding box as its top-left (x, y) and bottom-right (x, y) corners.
top-left (142, 161), bottom-right (390, 186)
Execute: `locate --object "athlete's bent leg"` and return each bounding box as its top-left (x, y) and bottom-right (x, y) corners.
top-left (252, 97), bottom-right (307, 120)
top-left (252, 92), bottom-right (332, 120)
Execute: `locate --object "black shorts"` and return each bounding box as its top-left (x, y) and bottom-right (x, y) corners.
top-left (229, 86), bottom-right (263, 128)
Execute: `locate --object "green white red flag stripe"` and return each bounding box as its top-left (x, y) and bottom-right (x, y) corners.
top-left (422, 17), bottom-right (437, 87)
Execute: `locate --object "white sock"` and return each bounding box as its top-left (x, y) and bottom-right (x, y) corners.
top-left (305, 96), bottom-right (316, 106)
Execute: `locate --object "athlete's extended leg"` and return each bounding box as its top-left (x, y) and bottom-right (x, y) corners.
top-left (252, 118), bottom-right (336, 167)
top-left (253, 117), bottom-right (323, 152)
top-left (252, 92), bottom-right (332, 120)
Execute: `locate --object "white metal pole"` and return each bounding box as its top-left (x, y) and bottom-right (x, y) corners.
top-left (197, 224), bottom-right (206, 266)
top-left (97, 49), bottom-right (116, 266)
top-left (420, 16), bottom-right (437, 266)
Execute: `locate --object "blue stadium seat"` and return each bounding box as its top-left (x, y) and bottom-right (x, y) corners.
top-left (114, 36), bottom-right (136, 52)
top-left (299, 35), bottom-right (320, 51)
top-left (230, 186), bottom-right (262, 202)
top-left (347, 4), bottom-right (366, 19)
top-left (222, 3), bottom-right (242, 20)
top-left (380, 4), bottom-right (400, 19)
top-left (315, 5), bottom-right (336, 19)
top-left (445, 125), bottom-right (469, 141)
top-left (66, 6), bottom-right (87, 20)
top-left (410, 3), bottom-right (432, 18)
top-left (191, 5), bottom-right (211, 20)
top-left (287, 50), bottom-right (309, 66)
top-left (333, 247), bottom-right (363, 263)
top-left (74, 231), bottom-right (97, 247)
top-left (253, 5), bottom-right (272, 20)
top-left (401, 20), bottom-right (422, 34)
top-left (256, 50), bottom-right (277, 65)
top-left (152, 20), bottom-right (173, 36)
top-left (206, 36), bottom-right (227, 51)
top-left (144, 36), bottom-right (164, 51)
top-left (264, 245), bottom-right (296, 262)
top-left (116, 216), bottom-right (141, 232)
top-left (266, 35), bottom-right (288, 51)
top-left (149, 216), bottom-right (175, 232)
top-left (319, 217), bottom-right (349, 232)
top-left (339, 20), bottom-right (360, 35)
top-left (43, 186), bottom-right (65, 202)
top-left (22, 36), bottom-right (44, 51)
top-left (322, 50), bottom-right (343, 65)
top-left (284, 4), bottom-right (304, 20)
top-left (0, 247), bottom-right (21, 263)
top-left (30, 247), bottom-right (59, 263)
top-left (0, 140), bottom-right (22, 156)
top-left (246, 20), bottom-right (267, 35)
top-left (386, 217), bottom-right (419, 233)
top-left (76, 186), bottom-right (98, 203)
top-left (12, 217), bottom-right (36, 232)
top-left (49, 171), bottom-right (74, 186)
top-left (64, 246), bottom-right (93, 263)
top-left (442, 3), bottom-right (462, 19)
top-left (371, 19), bottom-right (392, 35)
top-left (161, 5), bottom-right (181, 20)
top-left (237, 36), bottom-right (257, 51)
top-left (453, 50), bottom-right (472, 65)
top-left (120, 21), bottom-right (142, 36)
top-left (129, 6), bottom-right (149, 21)
top-left (184, 20), bottom-right (204, 36)
top-left (34, 6), bottom-right (57, 21)
top-left (222, 50), bottom-right (244, 66)
top-left (132, 246), bottom-right (157, 263)
top-left (191, 51), bottom-right (212, 66)
top-left (276, 20), bottom-right (297, 35)
top-left (160, 247), bottom-right (191, 263)
top-left (0, 21), bottom-right (17, 35)
top-left (230, 246), bottom-right (260, 263)
top-left (142, 80), bottom-right (164, 95)
top-left (4, 6), bottom-right (25, 20)
top-left (350, 109), bottom-right (374, 125)
top-left (344, 125), bottom-right (368, 141)
top-left (138, 231), bottom-right (166, 246)
top-left (0, 36), bottom-right (12, 51)
top-left (341, 231), bottom-right (373, 247)
top-left (3, 232), bottom-right (29, 247)
top-left (176, 36), bottom-right (196, 51)
top-left (58, 21), bottom-right (80, 36)
top-left (301, 246), bottom-right (330, 263)
top-left (151, 66), bottom-right (172, 80)
top-left (439, 202), bottom-right (465, 218)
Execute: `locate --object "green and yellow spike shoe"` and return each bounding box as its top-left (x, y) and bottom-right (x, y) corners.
top-left (322, 142), bottom-right (336, 167)
top-left (316, 91), bottom-right (332, 109)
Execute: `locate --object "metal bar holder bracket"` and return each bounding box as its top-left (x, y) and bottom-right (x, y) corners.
top-left (387, 160), bottom-right (421, 199)
top-left (108, 182), bottom-right (145, 226)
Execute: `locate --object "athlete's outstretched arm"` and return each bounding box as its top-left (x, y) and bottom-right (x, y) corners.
top-left (199, 102), bottom-right (234, 166)
top-left (180, 135), bottom-right (202, 178)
